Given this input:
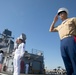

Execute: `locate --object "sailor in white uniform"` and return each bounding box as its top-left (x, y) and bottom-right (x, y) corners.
top-left (13, 33), bottom-right (26, 75)
top-left (25, 64), bottom-right (29, 74)
top-left (0, 50), bottom-right (4, 72)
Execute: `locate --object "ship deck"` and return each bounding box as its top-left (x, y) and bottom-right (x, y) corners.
top-left (0, 72), bottom-right (66, 75)
top-left (0, 73), bottom-right (66, 75)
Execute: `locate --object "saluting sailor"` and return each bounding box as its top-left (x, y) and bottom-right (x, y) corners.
top-left (13, 33), bottom-right (26, 75)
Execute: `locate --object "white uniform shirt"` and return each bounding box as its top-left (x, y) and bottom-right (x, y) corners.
top-left (14, 37), bottom-right (19, 50)
top-left (14, 42), bottom-right (19, 51)
top-left (0, 53), bottom-right (3, 62)
top-left (14, 43), bottom-right (25, 57)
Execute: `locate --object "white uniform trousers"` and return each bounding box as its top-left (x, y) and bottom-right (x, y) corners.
top-left (13, 55), bottom-right (21, 75)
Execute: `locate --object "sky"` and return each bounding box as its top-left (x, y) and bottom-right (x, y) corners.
top-left (0, 0), bottom-right (76, 70)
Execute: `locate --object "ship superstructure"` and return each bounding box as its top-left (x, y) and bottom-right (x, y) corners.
top-left (0, 29), bottom-right (45, 74)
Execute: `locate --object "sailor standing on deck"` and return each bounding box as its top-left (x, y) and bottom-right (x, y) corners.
top-left (49, 7), bottom-right (76, 75)
top-left (0, 50), bottom-right (4, 72)
top-left (25, 63), bottom-right (29, 74)
top-left (13, 33), bottom-right (26, 75)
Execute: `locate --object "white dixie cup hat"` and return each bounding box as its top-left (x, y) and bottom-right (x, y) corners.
top-left (19, 33), bottom-right (26, 42)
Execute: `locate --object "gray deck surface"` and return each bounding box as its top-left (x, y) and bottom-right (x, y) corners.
top-left (0, 73), bottom-right (66, 75)
top-left (0, 72), bottom-right (66, 75)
